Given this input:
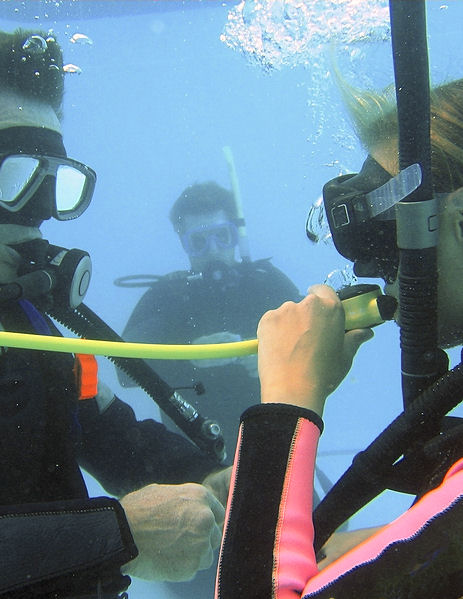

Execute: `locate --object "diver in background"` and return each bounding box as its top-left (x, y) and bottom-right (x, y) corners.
top-left (216, 77), bottom-right (463, 598)
top-left (0, 29), bottom-right (230, 598)
top-left (118, 181), bottom-right (303, 454)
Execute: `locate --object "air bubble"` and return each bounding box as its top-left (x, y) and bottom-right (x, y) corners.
top-left (324, 265), bottom-right (357, 291)
top-left (70, 33), bottom-right (93, 45)
top-left (22, 35), bottom-right (47, 55)
top-left (63, 63), bottom-right (83, 74)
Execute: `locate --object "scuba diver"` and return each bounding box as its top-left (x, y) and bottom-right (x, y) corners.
top-left (0, 29), bottom-right (231, 598)
top-left (117, 180), bottom-right (303, 598)
top-left (117, 181), bottom-right (303, 455)
top-left (215, 5), bottom-right (463, 599)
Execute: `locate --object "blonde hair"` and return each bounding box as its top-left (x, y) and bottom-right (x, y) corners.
top-left (337, 75), bottom-right (463, 193)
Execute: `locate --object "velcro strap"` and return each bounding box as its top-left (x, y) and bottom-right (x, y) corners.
top-left (0, 497), bottom-right (137, 596)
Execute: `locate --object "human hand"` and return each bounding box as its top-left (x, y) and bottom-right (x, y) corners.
top-left (202, 466), bottom-right (232, 507)
top-left (120, 482), bottom-right (224, 581)
top-left (317, 527), bottom-right (382, 569)
top-left (257, 284), bottom-right (374, 415)
top-left (191, 332), bottom-right (240, 369)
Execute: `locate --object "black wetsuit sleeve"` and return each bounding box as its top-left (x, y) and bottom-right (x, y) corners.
top-left (0, 496), bottom-right (136, 598)
top-left (216, 404), bottom-right (323, 599)
top-left (76, 396), bottom-right (220, 496)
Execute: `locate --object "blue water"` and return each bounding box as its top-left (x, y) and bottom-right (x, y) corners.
top-left (2, 1), bottom-right (463, 597)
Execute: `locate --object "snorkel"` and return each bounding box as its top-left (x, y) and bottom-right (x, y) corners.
top-left (390, 0), bottom-right (441, 408)
top-left (223, 145), bottom-right (251, 262)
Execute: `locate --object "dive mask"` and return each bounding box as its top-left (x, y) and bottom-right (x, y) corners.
top-left (0, 153), bottom-right (95, 220)
top-left (307, 156), bottom-right (422, 282)
top-left (0, 127), bottom-right (95, 225)
top-left (181, 221), bottom-right (239, 258)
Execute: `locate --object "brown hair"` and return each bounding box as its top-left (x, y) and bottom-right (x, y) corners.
top-left (169, 181), bottom-right (236, 233)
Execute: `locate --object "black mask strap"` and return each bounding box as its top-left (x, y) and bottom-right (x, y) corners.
top-left (0, 126), bottom-right (66, 157)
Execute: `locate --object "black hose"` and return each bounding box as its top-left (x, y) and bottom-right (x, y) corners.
top-left (389, 0), bottom-right (439, 407)
top-left (313, 361), bottom-right (463, 552)
top-left (48, 303), bottom-right (226, 464)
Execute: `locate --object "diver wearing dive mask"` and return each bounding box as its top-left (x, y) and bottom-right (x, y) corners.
top-left (0, 126), bottom-right (95, 309)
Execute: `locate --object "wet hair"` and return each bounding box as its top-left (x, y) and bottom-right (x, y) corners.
top-left (337, 76), bottom-right (463, 193)
top-left (0, 28), bottom-right (64, 119)
top-left (169, 181), bottom-right (237, 233)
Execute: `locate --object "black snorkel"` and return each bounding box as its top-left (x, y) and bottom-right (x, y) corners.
top-left (390, 0), bottom-right (443, 408)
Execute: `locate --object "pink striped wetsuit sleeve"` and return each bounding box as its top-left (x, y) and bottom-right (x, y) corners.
top-left (215, 403), bottom-right (323, 599)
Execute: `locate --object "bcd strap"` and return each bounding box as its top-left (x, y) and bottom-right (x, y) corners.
top-left (73, 353), bottom-right (98, 400)
top-left (0, 497), bottom-right (137, 598)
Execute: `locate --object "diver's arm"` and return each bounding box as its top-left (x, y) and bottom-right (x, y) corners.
top-left (215, 403), bottom-right (322, 599)
top-left (76, 394), bottom-right (220, 497)
top-left (216, 285), bottom-right (373, 598)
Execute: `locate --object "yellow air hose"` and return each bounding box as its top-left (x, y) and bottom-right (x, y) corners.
top-left (0, 285), bottom-right (395, 359)
top-left (0, 331), bottom-right (257, 359)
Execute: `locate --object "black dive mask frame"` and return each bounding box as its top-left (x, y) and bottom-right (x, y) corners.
top-left (322, 156), bottom-right (402, 283)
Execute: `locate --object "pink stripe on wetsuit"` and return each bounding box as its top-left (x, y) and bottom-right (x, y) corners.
top-left (215, 403), bottom-right (463, 599)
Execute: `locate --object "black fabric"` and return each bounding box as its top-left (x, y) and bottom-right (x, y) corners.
top-left (0, 303), bottom-right (87, 504)
top-left (119, 259), bottom-right (303, 455)
top-left (0, 126), bottom-right (66, 157)
top-left (76, 395), bottom-right (222, 495)
top-left (217, 404), bottom-right (322, 598)
top-left (0, 496), bottom-right (137, 598)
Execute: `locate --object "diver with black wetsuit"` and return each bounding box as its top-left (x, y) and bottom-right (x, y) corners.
top-left (0, 29), bottom-right (226, 598)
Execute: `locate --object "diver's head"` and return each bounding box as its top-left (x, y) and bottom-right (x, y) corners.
top-left (170, 181), bottom-right (239, 272)
top-left (315, 77), bottom-right (463, 348)
top-left (0, 30), bottom-right (95, 228)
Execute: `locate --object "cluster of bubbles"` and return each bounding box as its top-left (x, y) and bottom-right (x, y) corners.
top-left (21, 32), bottom-right (91, 76)
top-left (221, 1), bottom-right (392, 152)
top-left (221, 0), bottom-right (390, 71)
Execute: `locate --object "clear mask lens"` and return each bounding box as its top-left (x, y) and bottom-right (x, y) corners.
top-left (0, 155), bottom-right (40, 204)
top-left (56, 164), bottom-right (88, 213)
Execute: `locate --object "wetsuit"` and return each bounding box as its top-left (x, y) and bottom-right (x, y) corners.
top-left (0, 300), bottom-right (219, 598)
top-left (119, 258), bottom-right (302, 454)
top-left (216, 404), bottom-right (463, 599)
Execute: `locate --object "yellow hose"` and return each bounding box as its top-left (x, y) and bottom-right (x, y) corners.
top-left (0, 331), bottom-right (258, 359)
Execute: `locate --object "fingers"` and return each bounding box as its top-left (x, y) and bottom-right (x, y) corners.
top-left (207, 490), bottom-right (226, 528)
top-left (306, 283), bottom-right (340, 300)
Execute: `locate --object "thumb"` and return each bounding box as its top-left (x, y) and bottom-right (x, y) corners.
top-left (344, 328), bottom-right (374, 358)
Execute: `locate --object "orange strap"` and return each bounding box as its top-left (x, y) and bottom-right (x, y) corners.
top-left (73, 353), bottom-right (98, 400)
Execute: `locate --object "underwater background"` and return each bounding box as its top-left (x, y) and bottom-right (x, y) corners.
top-left (2, 1), bottom-right (463, 597)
